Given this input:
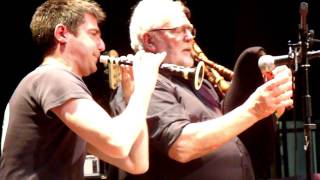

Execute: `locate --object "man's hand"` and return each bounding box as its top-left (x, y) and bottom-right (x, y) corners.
top-left (121, 51), bottom-right (166, 103)
top-left (244, 65), bottom-right (293, 121)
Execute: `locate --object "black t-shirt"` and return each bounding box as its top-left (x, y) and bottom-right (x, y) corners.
top-left (111, 74), bottom-right (255, 180)
top-left (0, 65), bottom-right (92, 180)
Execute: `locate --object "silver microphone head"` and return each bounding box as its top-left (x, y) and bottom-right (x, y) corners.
top-left (258, 55), bottom-right (276, 73)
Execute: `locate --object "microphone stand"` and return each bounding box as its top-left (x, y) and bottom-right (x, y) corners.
top-left (259, 3), bottom-right (320, 177)
top-left (295, 2), bottom-right (317, 180)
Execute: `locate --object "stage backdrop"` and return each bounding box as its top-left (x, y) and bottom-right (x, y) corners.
top-left (1, 0), bottom-right (319, 177)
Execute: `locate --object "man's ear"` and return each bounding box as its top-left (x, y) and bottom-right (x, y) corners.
top-left (54, 23), bottom-right (68, 44)
top-left (141, 33), bottom-right (156, 52)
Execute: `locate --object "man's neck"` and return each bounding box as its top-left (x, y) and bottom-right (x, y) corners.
top-left (42, 56), bottom-right (74, 74)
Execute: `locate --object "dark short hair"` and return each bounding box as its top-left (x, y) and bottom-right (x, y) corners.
top-left (30, 0), bottom-right (106, 55)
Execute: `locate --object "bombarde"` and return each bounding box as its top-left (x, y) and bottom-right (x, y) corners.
top-left (191, 42), bottom-right (234, 96)
top-left (100, 55), bottom-right (205, 90)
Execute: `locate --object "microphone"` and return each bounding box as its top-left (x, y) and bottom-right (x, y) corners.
top-left (258, 54), bottom-right (291, 73)
top-left (299, 2), bottom-right (308, 36)
top-left (258, 50), bottom-right (320, 73)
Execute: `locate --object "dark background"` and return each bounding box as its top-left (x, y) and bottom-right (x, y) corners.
top-left (1, 0), bottom-right (319, 177)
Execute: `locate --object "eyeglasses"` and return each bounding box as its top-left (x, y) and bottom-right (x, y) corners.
top-left (149, 25), bottom-right (196, 38)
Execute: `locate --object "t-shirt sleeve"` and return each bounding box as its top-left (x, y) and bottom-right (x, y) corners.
top-left (147, 77), bottom-right (191, 154)
top-left (34, 69), bottom-right (93, 114)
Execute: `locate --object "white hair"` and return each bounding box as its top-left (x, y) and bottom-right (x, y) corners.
top-left (129, 0), bottom-right (186, 52)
